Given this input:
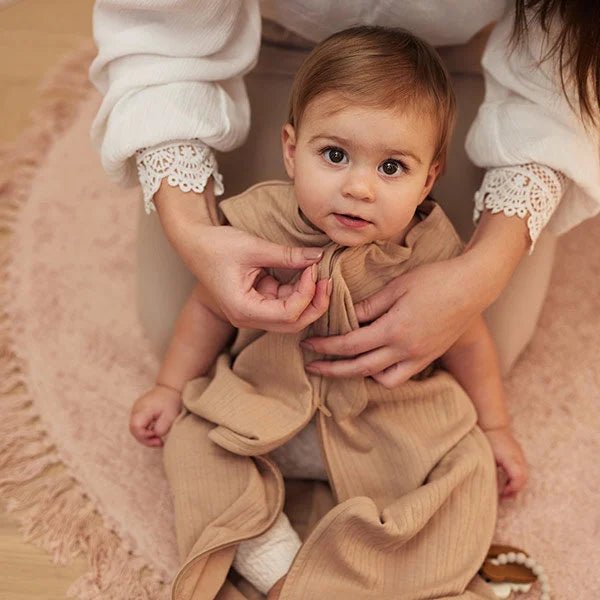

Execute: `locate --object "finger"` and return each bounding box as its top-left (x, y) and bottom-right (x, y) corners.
top-left (255, 270), bottom-right (313, 303)
top-left (371, 359), bottom-right (429, 388)
top-left (285, 263), bottom-right (318, 293)
top-left (284, 278), bottom-right (331, 331)
top-left (501, 485), bottom-right (516, 497)
top-left (503, 466), bottom-right (528, 495)
top-left (129, 412), bottom-right (155, 436)
top-left (145, 436), bottom-right (163, 447)
top-left (274, 265), bottom-right (314, 301)
top-left (274, 281), bottom-right (296, 299)
top-left (496, 465), bottom-right (516, 498)
top-left (249, 239), bottom-right (323, 270)
top-left (302, 319), bottom-right (386, 357)
top-left (236, 266), bottom-right (315, 327)
top-left (279, 265), bottom-right (319, 316)
top-left (132, 429), bottom-right (155, 445)
top-left (306, 347), bottom-right (398, 379)
top-left (253, 278), bottom-right (330, 334)
top-left (248, 264), bottom-right (318, 325)
top-left (254, 274), bottom-right (280, 300)
top-left (354, 279), bottom-right (403, 323)
top-left (153, 412), bottom-right (174, 437)
top-left (138, 428), bottom-right (162, 445)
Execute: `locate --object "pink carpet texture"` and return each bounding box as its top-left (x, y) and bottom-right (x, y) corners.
top-left (0, 45), bottom-right (598, 600)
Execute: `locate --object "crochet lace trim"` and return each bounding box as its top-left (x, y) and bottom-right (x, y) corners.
top-left (474, 164), bottom-right (566, 254)
top-left (135, 140), bottom-right (224, 214)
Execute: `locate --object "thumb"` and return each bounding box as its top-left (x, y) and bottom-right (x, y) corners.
top-left (249, 238), bottom-right (323, 270)
top-left (153, 411), bottom-right (174, 437)
top-left (355, 278), bottom-right (403, 323)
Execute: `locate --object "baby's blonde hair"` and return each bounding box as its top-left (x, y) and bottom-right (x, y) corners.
top-left (288, 26), bottom-right (456, 172)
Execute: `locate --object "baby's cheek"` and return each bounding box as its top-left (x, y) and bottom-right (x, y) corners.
top-left (296, 185), bottom-right (327, 224)
top-left (294, 180), bottom-right (314, 210)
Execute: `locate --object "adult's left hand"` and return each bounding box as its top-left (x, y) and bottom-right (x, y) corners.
top-left (302, 256), bottom-right (484, 388)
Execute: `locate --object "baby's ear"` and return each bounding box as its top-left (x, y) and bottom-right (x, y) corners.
top-left (281, 123), bottom-right (297, 180)
top-left (421, 160), bottom-right (441, 201)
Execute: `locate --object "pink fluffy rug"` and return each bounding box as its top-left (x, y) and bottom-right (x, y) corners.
top-left (0, 45), bottom-right (598, 600)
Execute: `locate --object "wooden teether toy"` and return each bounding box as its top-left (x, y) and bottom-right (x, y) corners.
top-left (479, 544), bottom-right (551, 599)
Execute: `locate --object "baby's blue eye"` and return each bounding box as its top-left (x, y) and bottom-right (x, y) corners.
top-left (379, 160), bottom-right (403, 176)
top-left (322, 147), bottom-right (347, 164)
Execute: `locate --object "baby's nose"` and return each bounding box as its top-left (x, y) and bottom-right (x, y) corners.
top-left (341, 169), bottom-right (376, 202)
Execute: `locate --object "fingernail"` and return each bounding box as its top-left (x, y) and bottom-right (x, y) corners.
top-left (306, 364), bottom-right (320, 373)
top-left (304, 249), bottom-right (323, 260)
top-left (300, 340), bottom-right (314, 350)
top-left (311, 263), bottom-right (318, 283)
top-left (327, 277), bottom-right (333, 296)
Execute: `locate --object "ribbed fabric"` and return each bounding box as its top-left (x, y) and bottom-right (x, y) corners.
top-left (162, 182), bottom-right (498, 600)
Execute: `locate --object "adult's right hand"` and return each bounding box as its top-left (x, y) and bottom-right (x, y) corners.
top-left (154, 178), bottom-right (331, 332)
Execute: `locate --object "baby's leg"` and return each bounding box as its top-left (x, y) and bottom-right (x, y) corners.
top-left (233, 415), bottom-right (328, 593)
top-left (232, 511), bottom-right (302, 594)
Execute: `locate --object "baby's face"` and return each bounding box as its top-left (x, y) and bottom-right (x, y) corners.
top-left (282, 92), bottom-right (440, 246)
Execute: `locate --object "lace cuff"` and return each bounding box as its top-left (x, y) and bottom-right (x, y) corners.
top-left (473, 164), bottom-right (566, 254)
top-left (135, 140), bottom-right (225, 215)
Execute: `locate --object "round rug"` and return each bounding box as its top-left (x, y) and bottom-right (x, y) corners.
top-left (0, 44), bottom-right (598, 600)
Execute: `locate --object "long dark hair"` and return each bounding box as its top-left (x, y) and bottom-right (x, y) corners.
top-left (513, 0), bottom-right (600, 127)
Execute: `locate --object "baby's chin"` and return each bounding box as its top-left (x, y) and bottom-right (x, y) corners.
top-left (300, 212), bottom-right (372, 246)
top-left (324, 226), bottom-right (375, 247)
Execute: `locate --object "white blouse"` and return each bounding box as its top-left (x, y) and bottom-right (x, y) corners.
top-left (89, 1), bottom-right (599, 253)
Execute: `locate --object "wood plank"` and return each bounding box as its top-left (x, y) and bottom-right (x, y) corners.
top-left (0, 509), bottom-right (90, 600)
top-left (1, 1), bottom-right (98, 597)
top-left (0, 0), bottom-right (95, 143)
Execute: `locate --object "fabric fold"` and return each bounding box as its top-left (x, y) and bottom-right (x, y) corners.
top-left (163, 181), bottom-right (498, 599)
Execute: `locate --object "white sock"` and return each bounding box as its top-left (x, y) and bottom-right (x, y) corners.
top-left (232, 511), bottom-right (302, 594)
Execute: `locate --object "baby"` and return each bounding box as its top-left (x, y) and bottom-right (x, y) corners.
top-left (130, 26), bottom-right (528, 600)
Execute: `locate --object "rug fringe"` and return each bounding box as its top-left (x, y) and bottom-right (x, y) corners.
top-left (0, 43), bottom-right (169, 599)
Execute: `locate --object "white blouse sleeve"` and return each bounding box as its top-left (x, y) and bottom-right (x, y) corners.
top-left (466, 7), bottom-right (600, 244)
top-left (89, 0), bottom-right (261, 189)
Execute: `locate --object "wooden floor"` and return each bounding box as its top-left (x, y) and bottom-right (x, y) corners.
top-left (0, 2), bottom-right (95, 597)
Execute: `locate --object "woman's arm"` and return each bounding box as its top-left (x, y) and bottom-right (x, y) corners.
top-left (90, 0), bottom-right (331, 332)
top-left (460, 206), bottom-right (531, 307)
top-left (90, 0), bottom-right (261, 186)
top-left (153, 178), bottom-right (331, 331)
top-left (465, 7), bottom-right (600, 239)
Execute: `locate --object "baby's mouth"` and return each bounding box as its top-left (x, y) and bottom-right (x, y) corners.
top-left (333, 213), bottom-right (372, 228)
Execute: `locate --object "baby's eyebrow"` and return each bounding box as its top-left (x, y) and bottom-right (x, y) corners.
top-left (308, 134), bottom-right (350, 146)
top-left (309, 134), bottom-right (422, 165)
top-left (379, 147), bottom-right (422, 165)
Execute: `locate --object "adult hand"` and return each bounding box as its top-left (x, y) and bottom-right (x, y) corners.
top-left (193, 225), bottom-right (332, 331)
top-left (303, 256), bottom-right (484, 387)
top-left (155, 179), bottom-right (331, 332)
top-left (303, 209), bottom-right (531, 386)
